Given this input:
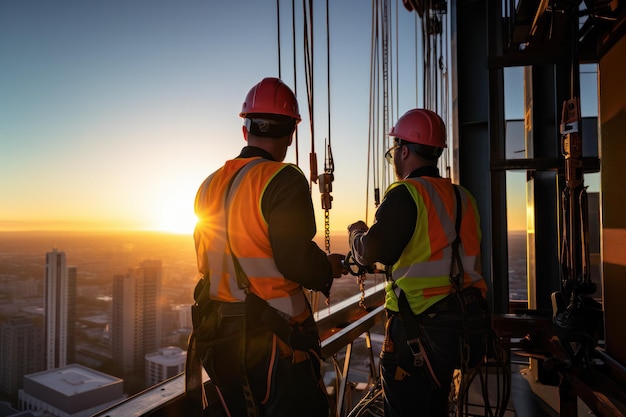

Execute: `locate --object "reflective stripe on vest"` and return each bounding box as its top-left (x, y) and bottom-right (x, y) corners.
top-left (385, 177), bottom-right (486, 315)
top-left (194, 157), bottom-right (307, 317)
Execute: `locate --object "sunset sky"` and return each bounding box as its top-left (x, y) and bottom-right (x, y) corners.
top-left (0, 0), bottom-right (402, 235)
top-left (0, 1), bottom-right (597, 237)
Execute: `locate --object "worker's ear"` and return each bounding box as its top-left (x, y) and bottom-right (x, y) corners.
top-left (400, 143), bottom-right (410, 160)
top-left (242, 125), bottom-right (249, 141)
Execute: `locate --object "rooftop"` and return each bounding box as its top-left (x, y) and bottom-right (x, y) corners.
top-left (24, 364), bottom-right (122, 397)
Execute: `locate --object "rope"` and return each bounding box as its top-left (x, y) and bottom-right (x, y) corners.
top-left (393, 0), bottom-right (399, 126)
top-left (323, 0), bottom-right (333, 254)
top-left (276, 0), bottom-right (281, 79)
top-left (439, 7), bottom-right (450, 176)
top-left (369, 0), bottom-right (380, 211)
top-left (414, 12), bottom-right (419, 107)
top-left (302, 0), bottom-right (317, 191)
top-left (326, 0), bottom-right (331, 151)
top-left (415, 2), bottom-right (451, 178)
top-left (291, 0), bottom-right (299, 167)
top-left (381, 0), bottom-right (390, 193)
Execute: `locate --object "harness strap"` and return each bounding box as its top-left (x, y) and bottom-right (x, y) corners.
top-left (246, 292), bottom-right (320, 353)
top-left (184, 332), bottom-right (208, 414)
top-left (449, 185), bottom-right (465, 292)
top-left (224, 158), bottom-right (266, 293)
top-left (223, 160), bottom-right (265, 417)
top-left (226, 160), bottom-right (319, 354)
top-left (394, 184), bottom-right (465, 373)
top-left (397, 290), bottom-right (425, 367)
top-left (185, 160), bottom-right (264, 417)
top-left (186, 159), bottom-right (319, 416)
top-left (239, 308), bottom-right (258, 417)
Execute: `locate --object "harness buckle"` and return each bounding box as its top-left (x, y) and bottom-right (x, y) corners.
top-left (407, 338), bottom-right (424, 366)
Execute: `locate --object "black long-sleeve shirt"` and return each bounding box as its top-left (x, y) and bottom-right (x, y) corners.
top-left (349, 165), bottom-right (441, 267)
top-left (238, 146), bottom-right (334, 297)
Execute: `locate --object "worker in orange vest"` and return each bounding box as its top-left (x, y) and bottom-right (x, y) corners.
top-left (189, 77), bottom-right (347, 417)
top-left (347, 109), bottom-right (491, 417)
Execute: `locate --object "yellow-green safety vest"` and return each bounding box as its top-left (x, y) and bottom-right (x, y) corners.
top-left (385, 177), bottom-right (487, 315)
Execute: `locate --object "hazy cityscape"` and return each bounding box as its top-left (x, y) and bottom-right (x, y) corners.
top-left (0, 230), bottom-right (530, 415)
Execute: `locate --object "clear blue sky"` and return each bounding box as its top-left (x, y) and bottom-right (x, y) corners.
top-left (0, 0), bottom-right (426, 235)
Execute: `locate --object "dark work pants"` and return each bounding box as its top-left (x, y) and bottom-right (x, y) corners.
top-left (379, 289), bottom-right (490, 417)
top-left (203, 312), bottom-right (329, 417)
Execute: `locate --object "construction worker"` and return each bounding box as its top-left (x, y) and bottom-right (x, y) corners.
top-left (347, 109), bottom-right (491, 417)
top-left (190, 77), bottom-right (346, 417)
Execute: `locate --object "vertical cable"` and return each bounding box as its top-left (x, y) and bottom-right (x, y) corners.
top-left (415, 13), bottom-right (419, 107)
top-left (326, 0), bottom-right (331, 150)
top-left (366, 0), bottom-right (378, 222)
top-left (394, 0), bottom-right (399, 125)
top-left (277, 0), bottom-right (282, 79)
top-left (382, 0), bottom-right (390, 192)
top-left (322, 0), bottom-right (334, 254)
top-left (291, 0), bottom-right (299, 167)
top-left (302, 0), bottom-right (317, 190)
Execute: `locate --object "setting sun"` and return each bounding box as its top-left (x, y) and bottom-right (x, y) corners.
top-left (152, 200), bottom-right (198, 235)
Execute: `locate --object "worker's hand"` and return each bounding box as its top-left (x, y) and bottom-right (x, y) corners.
top-left (347, 220), bottom-right (368, 235)
top-left (327, 253), bottom-right (349, 278)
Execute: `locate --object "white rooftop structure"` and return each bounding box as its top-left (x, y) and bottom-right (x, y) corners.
top-left (18, 364), bottom-right (125, 417)
top-left (145, 347), bottom-right (186, 386)
top-left (146, 346), bottom-right (186, 366)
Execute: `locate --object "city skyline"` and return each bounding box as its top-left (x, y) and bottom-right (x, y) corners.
top-left (0, 236), bottom-right (193, 404)
top-left (0, 228), bottom-right (531, 410)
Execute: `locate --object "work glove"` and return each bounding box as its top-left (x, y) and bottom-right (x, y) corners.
top-left (327, 253), bottom-right (349, 278)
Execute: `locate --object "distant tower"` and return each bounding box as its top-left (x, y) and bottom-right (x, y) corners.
top-left (112, 260), bottom-right (163, 379)
top-left (44, 249), bottom-right (76, 370)
top-left (66, 266), bottom-right (77, 364)
top-left (0, 315), bottom-right (45, 398)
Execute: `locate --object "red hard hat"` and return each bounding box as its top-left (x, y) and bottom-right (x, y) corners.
top-left (240, 77), bottom-right (301, 122)
top-left (389, 109), bottom-right (447, 148)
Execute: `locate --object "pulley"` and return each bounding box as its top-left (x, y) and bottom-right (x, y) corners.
top-left (320, 138), bottom-right (335, 253)
top-left (319, 172), bottom-right (333, 210)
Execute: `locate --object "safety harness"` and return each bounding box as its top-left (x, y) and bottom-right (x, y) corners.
top-left (185, 159), bottom-right (319, 416)
top-left (395, 184), bottom-right (466, 385)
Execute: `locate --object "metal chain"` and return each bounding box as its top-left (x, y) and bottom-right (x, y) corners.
top-left (324, 209), bottom-right (330, 253)
top-left (324, 209), bottom-right (331, 309)
top-left (345, 251), bottom-right (368, 309)
top-left (357, 274), bottom-right (366, 309)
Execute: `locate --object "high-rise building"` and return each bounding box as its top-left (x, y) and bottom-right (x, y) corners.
top-left (0, 316), bottom-right (45, 398)
top-left (112, 260), bottom-right (163, 379)
top-left (44, 249), bottom-right (76, 370)
top-left (66, 266), bottom-right (77, 365)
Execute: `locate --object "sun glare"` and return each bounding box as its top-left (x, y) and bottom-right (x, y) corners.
top-left (153, 202), bottom-right (198, 235)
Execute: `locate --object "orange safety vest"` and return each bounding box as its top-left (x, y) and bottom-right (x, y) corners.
top-left (194, 157), bottom-right (308, 318)
top-left (384, 177), bottom-right (487, 315)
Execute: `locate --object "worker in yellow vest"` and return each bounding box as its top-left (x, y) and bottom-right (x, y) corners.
top-left (347, 109), bottom-right (491, 417)
top-left (188, 77), bottom-right (347, 417)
